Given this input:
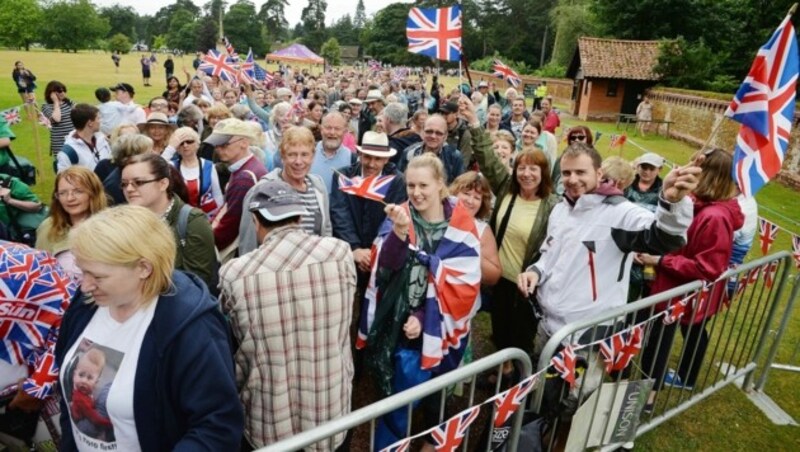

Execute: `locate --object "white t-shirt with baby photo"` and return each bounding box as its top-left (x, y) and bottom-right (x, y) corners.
top-left (60, 299), bottom-right (157, 452)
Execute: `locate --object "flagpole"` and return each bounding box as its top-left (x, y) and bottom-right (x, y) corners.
top-left (25, 103), bottom-right (44, 177)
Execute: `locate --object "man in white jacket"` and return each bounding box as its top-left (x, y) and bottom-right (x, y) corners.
top-left (56, 104), bottom-right (111, 173)
top-left (518, 143), bottom-right (702, 352)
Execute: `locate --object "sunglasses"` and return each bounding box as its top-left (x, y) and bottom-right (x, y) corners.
top-left (120, 179), bottom-right (160, 189)
top-left (569, 135), bottom-right (587, 142)
top-left (179, 140), bottom-right (196, 147)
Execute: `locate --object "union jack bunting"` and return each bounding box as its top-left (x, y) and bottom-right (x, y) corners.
top-left (491, 373), bottom-right (538, 428)
top-left (599, 325), bottom-right (645, 373)
top-left (379, 438), bottom-right (411, 452)
top-left (724, 14), bottom-right (798, 197)
top-left (551, 345), bottom-right (577, 389)
top-left (735, 267), bottom-right (761, 297)
top-left (663, 294), bottom-right (692, 325)
top-left (406, 5), bottom-right (462, 61)
top-left (338, 172), bottom-right (396, 202)
top-left (763, 261), bottom-right (779, 288)
top-left (429, 404), bottom-right (481, 452)
top-left (3, 107), bottom-right (20, 125)
top-left (1, 241), bottom-right (77, 399)
top-left (758, 217), bottom-right (780, 255)
top-left (198, 50), bottom-right (237, 83)
top-left (792, 234), bottom-right (800, 269)
top-left (492, 59), bottom-right (521, 88)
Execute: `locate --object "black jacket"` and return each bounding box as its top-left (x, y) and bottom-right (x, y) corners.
top-left (388, 128), bottom-right (422, 166)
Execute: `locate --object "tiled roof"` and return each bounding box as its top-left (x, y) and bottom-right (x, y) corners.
top-left (573, 37), bottom-right (662, 81)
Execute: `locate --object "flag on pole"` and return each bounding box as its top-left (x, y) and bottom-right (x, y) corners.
top-left (492, 59), bottom-right (522, 88)
top-left (198, 50), bottom-right (237, 83)
top-left (406, 5), bottom-right (462, 61)
top-left (610, 133), bottom-right (627, 149)
top-left (287, 94), bottom-right (306, 120)
top-left (223, 36), bottom-right (239, 62)
top-left (758, 217), bottom-right (780, 255)
top-left (724, 14), bottom-right (799, 197)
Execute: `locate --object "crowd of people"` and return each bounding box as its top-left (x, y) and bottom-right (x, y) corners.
top-left (1, 60), bottom-right (759, 451)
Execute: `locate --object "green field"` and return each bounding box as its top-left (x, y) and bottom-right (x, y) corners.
top-left (2, 50), bottom-right (799, 450)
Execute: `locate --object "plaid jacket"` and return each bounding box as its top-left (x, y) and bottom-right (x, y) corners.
top-left (220, 225), bottom-right (356, 450)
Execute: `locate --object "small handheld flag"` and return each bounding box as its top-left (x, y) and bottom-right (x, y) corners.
top-left (406, 5), bottom-right (462, 62)
top-left (337, 171), bottom-right (395, 203)
top-left (492, 59), bottom-right (522, 88)
top-left (3, 107), bottom-right (21, 125)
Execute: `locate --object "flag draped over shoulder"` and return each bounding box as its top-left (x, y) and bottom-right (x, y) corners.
top-left (357, 199), bottom-right (481, 375)
top-left (724, 14), bottom-right (799, 197)
top-left (406, 5), bottom-right (462, 62)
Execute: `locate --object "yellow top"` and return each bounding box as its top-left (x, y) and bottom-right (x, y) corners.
top-left (496, 195), bottom-right (541, 282)
top-left (35, 217), bottom-right (70, 255)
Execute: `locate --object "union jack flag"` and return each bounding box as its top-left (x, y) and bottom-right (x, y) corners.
top-left (491, 373), bottom-right (538, 428)
top-left (763, 261), bottom-right (780, 288)
top-left (287, 94), bottom-right (306, 120)
top-left (492, 59), bottom-right (521, 88)
top-left (1, 241), bottom-right (76, 399)
top-left (758, 217), bottom-right (780, 255)
top-left (792, 234), bottom-right (800, 269)
top-left (241, 48), bottom-right (255, 81)
top-left (735, 267), bottom-right (761, 297)
top-left (725, 14), bottom-right (798, 197)
top-left (338, 172), bottom-right (396, 202)
top-left (429, 405), bottom-right (481, 452)
top-left (3, 107), bottom-right (20, 125)
top-left (609, 133), bottom-right (627, 149)
top-left (223, 36), bottom-right (239, 62)
top-left (551, 345), bottom-right (577, 389)
top-left (663, 293), bottom-right (693, 325)
top-left (406, 5), bottom-right (462, 62)
top-left (199, 50), bottom-right (237, 83)
top-left (368, 59), bottom-right (382, 71)
top-left (379, 438), bottom-right (410, 452)
top-left (599, 325), bottom-right (645, 373)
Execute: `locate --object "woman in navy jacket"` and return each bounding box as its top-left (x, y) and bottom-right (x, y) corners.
top-left (55, 205), bottom-right (242, 451)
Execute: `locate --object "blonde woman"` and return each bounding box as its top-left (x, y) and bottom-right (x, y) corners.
top-left (55, 205), bottom-right (243, 451)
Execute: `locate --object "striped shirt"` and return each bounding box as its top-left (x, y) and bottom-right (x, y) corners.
top-left (297, 177), bottom-right (323, 235)
top-left (219, 225), bottom-right (356, 450)
top-left (41, 101), bottom-right (74, 156)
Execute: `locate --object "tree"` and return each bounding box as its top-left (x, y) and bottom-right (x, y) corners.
top-left (0, 0), bottom-right (43, 50)
top-left (195, 16), bottom-right (219, 53)
top-left (41, 0), bottom-right (110, 52)
top-left (354, 0), bottom-right (367, 28)
top-left (224, 0), bottom-right (267, 55)
top-left (329, 14), bottom-right (359, 46)
top-left (258, 0), bottom-right (289, 40)
top-left (166, 9), bottom-right (198, 51)
top-left (100, 5), bottom-right (139, 40)
top-left (360, 3), bottom-right (430, 65)
top-left (151, 0), bottom-right (201, 37)
top-left (550, 0), bottom-right (597, 67)
top-left (320, 37), bottom-right (341, 66)
top-left (301, 0), bottom-right (328, 51)
top-left (108, 33), bottom-right (133, 54)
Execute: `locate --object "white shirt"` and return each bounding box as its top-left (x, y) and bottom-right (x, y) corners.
top-left (104, 101), bottom-right (146, 130)
top-left (61, 299), bottom-right (158, 452)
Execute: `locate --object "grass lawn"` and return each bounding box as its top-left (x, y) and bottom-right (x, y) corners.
top-left (2, 50), bottom-right (799, 449)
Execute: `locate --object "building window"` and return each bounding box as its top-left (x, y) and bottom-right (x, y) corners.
top-left (607, 80), bottom-right (618, 97)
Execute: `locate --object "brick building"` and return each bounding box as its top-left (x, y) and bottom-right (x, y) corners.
top-left (567, 37), bottom-right (662, 120)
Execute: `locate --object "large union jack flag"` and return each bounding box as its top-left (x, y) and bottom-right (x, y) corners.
top-left (406, 5), bottom-right (462, 62)
top-left (1, 241), bottom-right (76, 398)
top-left (429, 404), bottom-right (481, 452)
top-left (492, 59), bottom-right (521, 88)
top-left (599, 325), bottom-right (644, 373)
top-left (758, 217), bottom-right (780, 255)
top-left (491, 373), bottom-right (538, 428)
top-left (724, 14), bottom-right (799, 197)
top-left (198, 50), bottom-right (237, 83)
top-left (337, 172), bottom-right (396, 202)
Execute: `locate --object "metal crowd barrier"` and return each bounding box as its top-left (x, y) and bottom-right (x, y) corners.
top-left (758, 267), bottom-right (800, 383)
top-left (530, 252), bottom-right (797, 451)
top-left (258, 347), bottom-right (533, 452)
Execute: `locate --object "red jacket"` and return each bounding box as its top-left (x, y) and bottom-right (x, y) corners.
top-left (652, 197), bottom-right (744, 324)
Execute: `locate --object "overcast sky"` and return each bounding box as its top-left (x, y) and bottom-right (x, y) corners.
top-left (92, 0), bottom-right (412, 26)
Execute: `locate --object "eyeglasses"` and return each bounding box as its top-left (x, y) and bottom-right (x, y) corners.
top-left (55, 189), bottom-right (86, 199)
top-left (424, 129), bottom-right (446, 137)
top-left (569, 135), bottom-right (587, 142)
top-left (179, 140), bottom-right (196, 147)
top-left (120, 179), bottom-right (160, 189)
